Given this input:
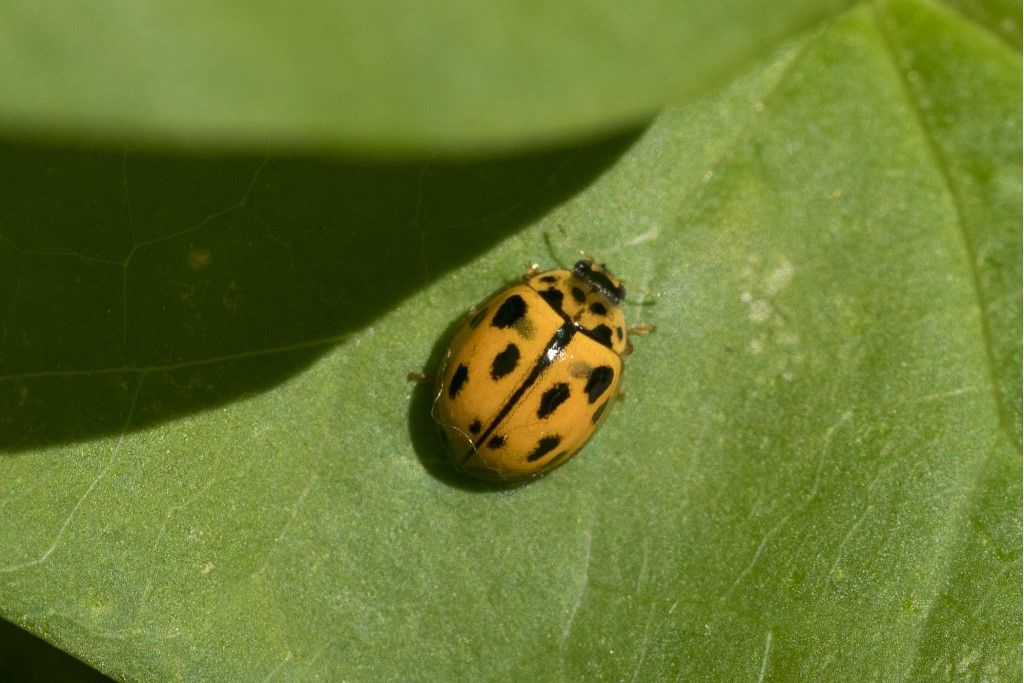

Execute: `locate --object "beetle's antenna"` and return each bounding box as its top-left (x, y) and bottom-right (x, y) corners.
top-left (544, 226), bottom-right (601, 269)
top-left (542, 230), bottom-right (566, 268)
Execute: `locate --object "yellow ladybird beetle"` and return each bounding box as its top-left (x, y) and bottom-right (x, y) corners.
top-left (433, 260), bottom-right (649, 482)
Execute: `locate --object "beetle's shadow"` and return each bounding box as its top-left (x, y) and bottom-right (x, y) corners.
top-left (406, 311), bottom-right (535, 493)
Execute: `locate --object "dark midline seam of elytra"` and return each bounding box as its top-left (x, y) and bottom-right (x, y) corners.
top-left (461, 321), bottom-right (576, 464)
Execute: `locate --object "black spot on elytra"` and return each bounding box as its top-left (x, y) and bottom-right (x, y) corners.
top-left (537, 383), bottom-right (571, 419)
top-left (591, 400), bottom-right (608, 424)
top-left (571, 286), bottom-right (586, 303)
top-left (539, 287), bottom-right (564, 311)
top-left (469, 419), bottom-right (481, 435)
top-left (490, 343), bottom-right (521, 379)
top-left (492, 295), bottom-right (527, 328)
top-left (616, 326), bottom-right (623, 340)
top-left (448, 364), bottom-right (469, 399)
top-left (487, 435), bottom-right (506, 449)
top-left (585, 366), bottom-right (614, 403)
top-left (590, 324), bottom-right (614, 348)
top-left (526, 435), bottom-right (562, 462)
top-left (589, 301), bottom-right (608, 316)
top-left (469, 307), bottom-right (488, 328)
top-left (540, 275), bottom-right (559, 284)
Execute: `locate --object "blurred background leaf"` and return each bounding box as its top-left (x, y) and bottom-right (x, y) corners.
top-left (0, 0), bottom-right (854, 155)
top-left (0, 0), bottom-right (1019, 680)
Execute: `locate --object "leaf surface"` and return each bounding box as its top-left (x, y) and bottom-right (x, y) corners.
top-left (0, 1), bottom-right (1019, 680)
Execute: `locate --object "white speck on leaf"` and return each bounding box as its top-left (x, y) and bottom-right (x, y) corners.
top-left (748, 300), bottom-right (772, 323)
top-left (776, 331), bottom-right (800, 346)
top-left (956, 650), bottom-right (981, 674)
top-left (763, 260), bottom-right (794, 296)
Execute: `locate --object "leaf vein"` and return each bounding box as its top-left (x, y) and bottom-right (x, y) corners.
top-left (872, 1), bottom-right (1019, 452)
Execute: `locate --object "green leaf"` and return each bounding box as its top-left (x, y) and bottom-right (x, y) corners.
top-left (0, 1), bottom-right (854, 154)
top-left (0, 0), bottom-right (1019, 680)
top-left (940, 0), bottom-right (1022, 48)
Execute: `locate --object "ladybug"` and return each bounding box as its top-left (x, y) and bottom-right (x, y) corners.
top-left (432, 260), bottom-right (651, 482)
